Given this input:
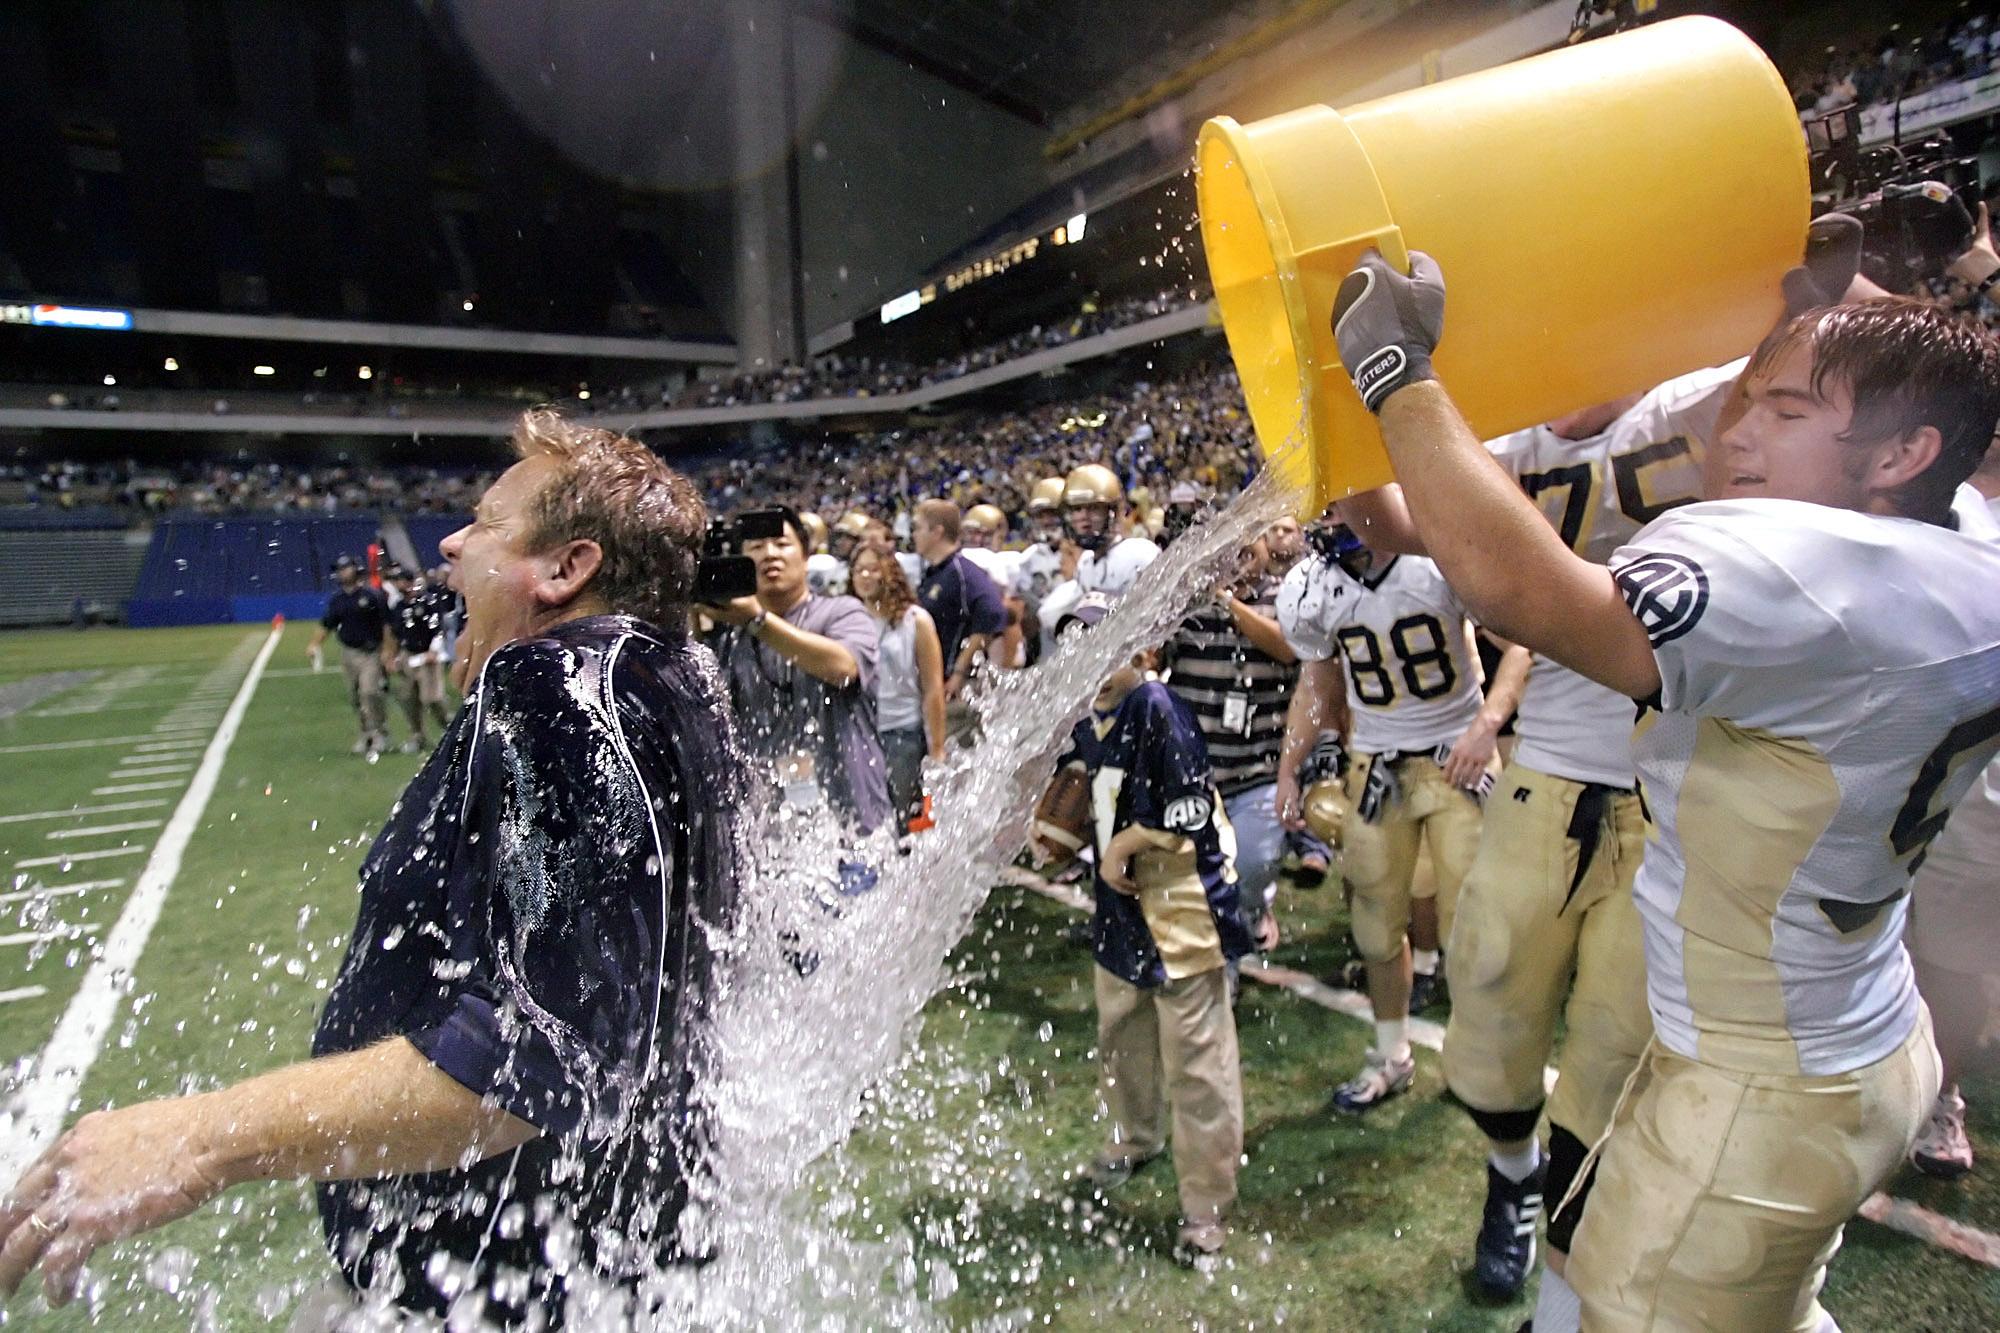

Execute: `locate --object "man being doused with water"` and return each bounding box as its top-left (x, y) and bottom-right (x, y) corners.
top-left (0, 411), bottom-right (742, 1328)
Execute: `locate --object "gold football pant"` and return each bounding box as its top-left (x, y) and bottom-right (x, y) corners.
top-left (1570, 1015), bottom-right (1939, 1331)
top-left (1094, 965), bottom-right (1243, 1222)
top-left (1340, 754), bottom-right (1484, 964)
top-left (1442, 761), bottom-right (1653, 1248)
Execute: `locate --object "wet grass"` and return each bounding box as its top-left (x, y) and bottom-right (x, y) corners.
top-left (0, 623), bottom-right (1996, 1329)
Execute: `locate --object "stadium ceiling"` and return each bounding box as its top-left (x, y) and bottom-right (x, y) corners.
top-left (823, 0), bottom-right (1282, 128)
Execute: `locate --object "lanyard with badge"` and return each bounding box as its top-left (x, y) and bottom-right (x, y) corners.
top-left (1218, 584), bottom-right (1259, 737)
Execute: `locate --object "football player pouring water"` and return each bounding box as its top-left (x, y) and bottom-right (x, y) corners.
top-left (1340, 367), bottom-right (1742, 1299)
top-left (1331, 245), bottom-right (2000, 1332)
top-left (1278, 524), bottom-right (1528, 1115)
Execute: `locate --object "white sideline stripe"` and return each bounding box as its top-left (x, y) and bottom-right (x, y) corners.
top-left (0, 987), bottom-right (48, 1005)
top-left (0, 801), bottom-right (167, 825)
top-left (110, 764), bottom-right (195, 778)
top-left (12, 846), bottom-right (148, 869)
top-left (0, 734), bottom-right (153, 754)
top-left (0, 625), bottom-right (278, 1185)
top-left (0, 880), bottom-right (124, 907)
top-left (46, 820), bottom-right (163, 840)
top-left (93, 781), bottom-right (186, 796)
top-left (0, 929), bottom-right (88, 947)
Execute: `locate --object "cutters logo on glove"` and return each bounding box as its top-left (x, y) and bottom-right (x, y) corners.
top-left (1353, 346), bottom-right (1408, 413)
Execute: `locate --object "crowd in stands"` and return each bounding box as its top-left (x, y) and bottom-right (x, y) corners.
top-left (669, 291), bottom-right (1199, 409)
top-left (690, 358), bottom-right (1258, 526)
top-left (1, 459), bottom-right (499, 517)
top-left (1793, 6), bottom-right (2000, 115)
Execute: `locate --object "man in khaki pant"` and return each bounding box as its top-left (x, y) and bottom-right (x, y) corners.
top-left (307, 555), bottom-right (395, 756)
top-left (1039, 600), bottom-right (1253, 1263)
top-left (385, 565), bottom-right (453, 751)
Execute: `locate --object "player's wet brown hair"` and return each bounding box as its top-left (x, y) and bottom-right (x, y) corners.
top-left (1749, 298), bottom-right (2000, 519)
top-left (511, 408), bottom-right (706, 628)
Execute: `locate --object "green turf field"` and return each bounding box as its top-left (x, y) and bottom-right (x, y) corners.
top-left (1, 622), bottom-right (1997, 1329)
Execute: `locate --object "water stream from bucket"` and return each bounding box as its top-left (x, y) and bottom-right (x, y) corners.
top-left (623, 463), bottom-right (1303, 1330)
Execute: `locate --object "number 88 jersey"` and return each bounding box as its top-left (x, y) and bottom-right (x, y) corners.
top-left (1277, 553), bottom-right (1483, 755)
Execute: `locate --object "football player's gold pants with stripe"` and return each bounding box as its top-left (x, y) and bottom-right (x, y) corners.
top-left (1339, 754), bottom-right (1485, 964)
top-left (1571, 1014), bottom-right (1939, 1331)
top-left (1443, 761), bottom-right (1653, 1144)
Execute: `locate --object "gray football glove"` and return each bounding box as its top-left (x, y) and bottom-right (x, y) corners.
top-left (1332, 249), bottom-right (1445, 413)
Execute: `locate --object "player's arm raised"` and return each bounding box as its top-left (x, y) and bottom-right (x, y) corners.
top-left (1331, 252), bottom-right (1661, 701)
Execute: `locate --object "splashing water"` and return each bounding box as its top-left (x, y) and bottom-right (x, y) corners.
top-left (609, 465), bottom-right (1303, 1329)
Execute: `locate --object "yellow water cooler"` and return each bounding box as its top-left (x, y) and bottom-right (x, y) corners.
top-left (1197, 16), bottom-right (1809, 513)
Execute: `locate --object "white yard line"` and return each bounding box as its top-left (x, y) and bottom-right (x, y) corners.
top-left (133, 740), bottom-right (207, 754)
top-left (0, 929), bottom-right (89, 947)
top-left (0, 735), bottom-right (155, 754)
top-left (0, 879), bottom-right (124, 907)
top-left (109, 764), bottom-right (195, 778)
top-left (92, 781), bottom-right (187, 796)
top-left (46, 820), bottom-right (163, 841)
top-left (12, 846), bottom-right (149, 869)
top-left (0, 801), bottom-right (167, 825)
top-left (0, 987), bottom-right (49, 1005)
top-left (0, 624), bottom-right (279, 1184)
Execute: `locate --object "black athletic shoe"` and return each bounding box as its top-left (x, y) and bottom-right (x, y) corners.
top-left (1409, 968), bottom-right (1445, 1013)
top-left (1474, 1160), bottom-right (1545, 1298)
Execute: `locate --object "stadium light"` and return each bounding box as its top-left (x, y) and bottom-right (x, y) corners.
top-left (358, 365), bottom-right (373, 380)
top-left (462, 300), bottom-right (475, 312)
top-left (577, 389), bottom-right (591, 400)
top-left (163, 357), bottom-right (178, 371)
top-left (253, 364), bottom-right (275, 376)
top-left (1066, 212), bottom-right (1088, 243)
top-left (880, 290), bottom-right (922, 323)
top-left (103, 374), bottom-right (116, 386)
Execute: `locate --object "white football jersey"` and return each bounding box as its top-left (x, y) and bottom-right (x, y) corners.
top-left (1077, 537), bottom-right (1159, 597)
top-left (1014, 542), bottom-right (1065, 600)
top-left (1609, 500), bottom-right (2000, 1077)
top-left (805, 552), bottom-right (848, 597)
top-left (1039, 578), bottom-right (1084, 656)
top-left (962, 545), bottom-right (1021, 590)
top-left (1278, 553), bottom-right (1483, 755)
top-left (1487, 361), bottom-right (1739, 786)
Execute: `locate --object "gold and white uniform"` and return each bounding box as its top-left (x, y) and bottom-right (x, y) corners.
top-left (1444, 364), bottom-right (1736, 1230)
top-left (1568, 499), bottom-right (2000, 1332)
top-left (1279, 553), bottom-right (1488, 963)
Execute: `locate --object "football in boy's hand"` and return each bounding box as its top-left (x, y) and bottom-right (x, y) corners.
top-left (1032, 765), bottom-right (1093, 864)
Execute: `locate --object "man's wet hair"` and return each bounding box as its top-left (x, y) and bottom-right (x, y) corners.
top-left (512, 408), bottom-right (706, 629)
top-left (1748, 298), bottom-right (2000, 518)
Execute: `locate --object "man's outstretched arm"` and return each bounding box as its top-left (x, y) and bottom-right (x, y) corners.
top-left (1332, 251), bottom-right (1660, 700)
top-left (0, 1038), bottom-right (536, 1306)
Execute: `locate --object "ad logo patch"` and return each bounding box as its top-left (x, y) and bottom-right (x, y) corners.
top-left (1161, 794), bottom-right (1213, 832)
top-left (1353, 346), bottom-right (1407, 411)
top-left (1615, 553), bottom-right (1709, 646)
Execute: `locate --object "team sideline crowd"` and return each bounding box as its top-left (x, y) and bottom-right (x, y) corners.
top-left (8, 203), bottom-right (2000, 1332)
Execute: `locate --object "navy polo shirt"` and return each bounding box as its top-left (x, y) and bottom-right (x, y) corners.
top-left (312, 615), bottom-right (741, 1325)
top-left (321, 586), bottom-right (391, 651)
top-left (917, 550), bottom-right (1006, 669)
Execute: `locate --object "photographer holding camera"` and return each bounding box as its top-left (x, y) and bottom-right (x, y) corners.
top-left (703, 506), bottom-right (893, 833)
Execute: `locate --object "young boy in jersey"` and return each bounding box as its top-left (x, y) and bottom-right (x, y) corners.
top-left (1042, 596), bottom-right (1254, 1262)
top-left (1332, 246), bottom-right (2000, 1331)
top-left (1278, 524), bottom-right (1528, 1112)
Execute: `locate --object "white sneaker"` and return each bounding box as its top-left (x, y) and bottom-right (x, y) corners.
top-left (1913, 1086), bottom-right (1974, 1179)
top-left (1331, 1047), bottom-right (1416, 1114)
top-left (399, 737), bottom-right (424, 754)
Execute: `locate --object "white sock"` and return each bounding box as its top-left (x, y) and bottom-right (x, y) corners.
top-left (1490, 1140), bottom-right (1543, 1184)
top-left (1411, 948), bottom-right (1439, 975)
top-left (1532, 1264), bottom-right (1582, 1333)
top-left (1374, 1017), bottom-right (1411, 1064)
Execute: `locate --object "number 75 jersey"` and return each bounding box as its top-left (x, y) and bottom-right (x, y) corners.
top-left (1278, 553), bottom-right (1483, 755)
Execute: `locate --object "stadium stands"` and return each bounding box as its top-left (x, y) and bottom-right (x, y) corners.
top-left (126, 514), bottom-right (385, 627)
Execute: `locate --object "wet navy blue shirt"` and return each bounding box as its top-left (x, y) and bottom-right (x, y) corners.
top-left (313, 615), bottom-right (741, 1326)
top-left (1057, 681), bottom-right (1253, 987)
